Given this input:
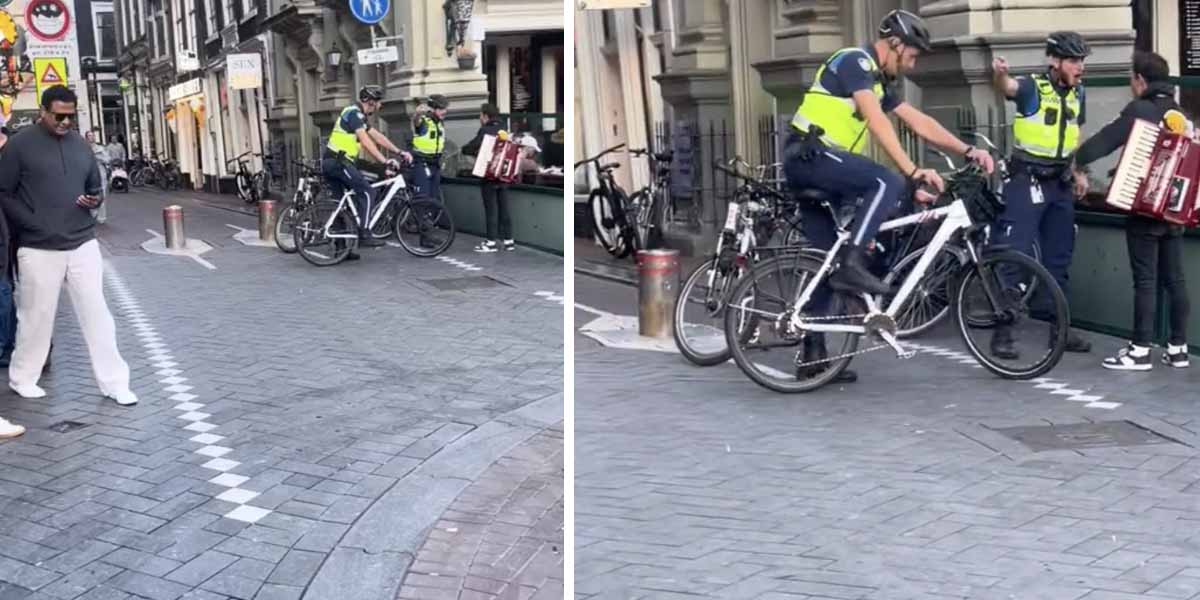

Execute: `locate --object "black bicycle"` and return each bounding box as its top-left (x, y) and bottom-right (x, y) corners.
top-left (228, 151), bottom-right (267, 205)
top-left (578, 143), bottom-right (636, 258)
top-left (627, 147), bottom-right (675, 250)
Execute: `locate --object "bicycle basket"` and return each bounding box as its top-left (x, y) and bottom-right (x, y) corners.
top-left (950, 172), bottom-right (1005, 224)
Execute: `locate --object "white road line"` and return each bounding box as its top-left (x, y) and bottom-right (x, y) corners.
top-left (104, 265), bottom-right (273, 524)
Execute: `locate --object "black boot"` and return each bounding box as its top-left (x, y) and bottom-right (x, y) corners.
top-left (991, 324), bottom-right (1018, 360)
top-left (1056, 328), bottom-right (1092, 353)
top-left (796, 336), bottom-right (858, 383)
top-left (829, 246), bottom-right (892, 296)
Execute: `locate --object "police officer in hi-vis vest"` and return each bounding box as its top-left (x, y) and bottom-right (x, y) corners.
top-left (409, 95), bottom-right (450, 202)
top-left (784, 9), bottom-right (994, 382)
top-left (787, 10), bottom-right (995, 294)
top-left (990, 32), bottom-right (1093, 359)
top-left (322, 85), bottom-right (409, 251)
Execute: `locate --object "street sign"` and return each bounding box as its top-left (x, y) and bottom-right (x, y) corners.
top-left (168, 78), bottom-right (202, 102)
top-left (25, 0), bottom-right (71, 42)
top-left (228, 53), bottom-right (262, 89)
top-left (357, 46), bottom-right (398, 66)
top-left (178, 50), bottom-right (200, 73)
top-left (33, 56), bottom-right (66, 100)
top-left (349, 0), bottom-right (388, 25)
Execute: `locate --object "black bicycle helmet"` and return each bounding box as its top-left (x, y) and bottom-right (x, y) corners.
top-left (428, 94), bottom-right (450, 109)
top-left (1046, 31), bottom-right (1091, 58)
top-left (879, 9), bottom-right (932, 52)
top-left (359, 85), bottom-right (384, 102)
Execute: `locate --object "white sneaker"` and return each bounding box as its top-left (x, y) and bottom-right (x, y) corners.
top-left (474, 240), bottom-right (499, 253)
top-left (503, 240), bottom-right (516, 251)
top-left (106, 390), bottom-right (139, 406)
top-left (9, 382), bottom-right (46, 399)
top-left (1102, 343), bottom-right (1152, 371)
top-left (0, 418), bottom-right (25, 439)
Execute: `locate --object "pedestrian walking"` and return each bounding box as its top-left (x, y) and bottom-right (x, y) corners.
top-left (463, 103), bottom-right (515, 253)
top-left (0, 86), bottom-right (137, 405)
top-left (85, 129), bottom-right (110, 224)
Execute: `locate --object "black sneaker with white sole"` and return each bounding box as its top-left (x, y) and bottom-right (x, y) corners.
top-left (503, 240), bottom-right (516, 251)
top-left (1163, 345), bottom-right (1190, 368)
top-left (474, 240), bottom-right (499, 253)
top-left (1102, 343), bottom-right (1152, 371)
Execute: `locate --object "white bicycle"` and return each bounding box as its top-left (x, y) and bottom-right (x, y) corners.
top-left (723, 162), bottom-right (1070, 393)
top-left (293, 165), bottom-right (455, 266)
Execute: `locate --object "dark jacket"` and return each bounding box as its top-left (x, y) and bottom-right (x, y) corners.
top-left (1075, 81), bottom-right (1180, 168)
top-left (462, 119), bottom-right (503, 158)
top-left (0, 125), bottom-right (101, 251)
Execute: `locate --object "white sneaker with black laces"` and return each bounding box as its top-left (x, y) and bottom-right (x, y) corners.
top-left (1163, 344), bottom-right (1190, 368)
top-left (474, 240), bottom-right (499, 253)
top-left (1102, 343), bottom-right (1152, 371)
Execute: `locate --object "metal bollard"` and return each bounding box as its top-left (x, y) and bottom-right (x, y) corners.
top-left (637, 249), bottom-right (680, 338)
top-left (257, 199), bottom-right (277, 242)
top-left (163, 205), bottom-right (185, 250)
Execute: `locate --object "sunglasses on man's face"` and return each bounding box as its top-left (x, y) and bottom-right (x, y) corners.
top-left (50, 112), bottom-right (76, 123)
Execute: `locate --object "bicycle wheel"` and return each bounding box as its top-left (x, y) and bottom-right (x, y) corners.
top-left (629, 189), bottom-right (653, 250)
top-left (954, 249), bottom-right (1068, 380)
top-left (673, 257), bottom-right (741, 366)
top-left (274, 203), bottom-right (299, 253)
top-left (295, 201), bottom-right (357, 266)
top-left (395, 198), bottom-right (455, 257)
top-left (588, 188), bottom-right (633, 258)
top-left (236, 172), bottom-right (253, 203)
top-left (963, 241), bottom-right (1043, 328)
top-left (370, 203), bottom-right (398, 240)
top-left (724, 253), bottom-right (861, 393)
top-left (883, 245), bottom-right (963, 339)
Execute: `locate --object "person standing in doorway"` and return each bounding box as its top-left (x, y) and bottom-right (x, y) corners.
top-left (463, 103), bottom-right (515, 253)
top-left (0, 86), bottom-right (137, 405)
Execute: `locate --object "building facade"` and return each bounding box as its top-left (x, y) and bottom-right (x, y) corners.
top-left (114, 0), bottom-right (273, 190)
top-left (261, 0), bottom-right (564, 190)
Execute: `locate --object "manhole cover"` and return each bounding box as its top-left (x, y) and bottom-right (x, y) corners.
top-left (422, 276), bottom-right (512, 291)
top-left (992, 420), bottom-right (1176, 452)
top-left (47, 421), bottom-right (91, 433)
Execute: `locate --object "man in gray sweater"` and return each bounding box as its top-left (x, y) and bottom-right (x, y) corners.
top-left (0, 86), bottom-right (137, 405)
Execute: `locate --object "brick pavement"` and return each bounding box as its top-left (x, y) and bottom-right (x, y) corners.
top-left (575, 274), bottom-right (1200, 600)
top-left (0, 190), bottom-right (563, 600)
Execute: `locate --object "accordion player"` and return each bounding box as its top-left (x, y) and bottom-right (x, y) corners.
top-left (1104, 113), bottom-right (1200, 227)
top-left (471, 134), bottom-right (522, 184)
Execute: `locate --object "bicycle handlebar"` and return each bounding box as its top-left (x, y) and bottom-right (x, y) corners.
top-left (574, 143), bottom-right (626, 168)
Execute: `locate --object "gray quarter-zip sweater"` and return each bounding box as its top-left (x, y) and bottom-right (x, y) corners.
top-left (0, 124), bottom-right (101, 251)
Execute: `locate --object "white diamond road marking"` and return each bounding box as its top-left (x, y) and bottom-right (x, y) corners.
top-left (225, 505), bottom-right (272, 524)
top-left (202, 458), bottom-right (241, 472)
top-left (189, 433), bottom-right (224, 444)
top-left (195, 445), bottom-right (233, 458)
top-left (216, 488), bottom-right (260, 504)
top-left (210, 473), bottom-right (249, 487)
top-left (916, 346), bottom-right (1121, 411)
top-left (104, 266), bottom-right (274, 524)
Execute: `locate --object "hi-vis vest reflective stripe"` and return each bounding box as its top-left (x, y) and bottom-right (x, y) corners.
top-left (1013, 74), bottom-right (1081, 160)
top-left (790, 47), bottom-right (886, 154)
top-left (412, 115), bottom-right (445, 156)
top-left (326, 105), bottom-right (362, 159)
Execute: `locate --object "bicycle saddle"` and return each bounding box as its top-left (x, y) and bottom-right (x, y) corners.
top-left (792, 187), bottom-right (835, 203)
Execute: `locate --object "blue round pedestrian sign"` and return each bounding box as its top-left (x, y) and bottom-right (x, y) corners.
top-left (349, 0), bottom-right (388, 25)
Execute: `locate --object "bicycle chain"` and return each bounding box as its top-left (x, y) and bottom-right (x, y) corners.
top-left (775, 311), bottom-right (907, 368)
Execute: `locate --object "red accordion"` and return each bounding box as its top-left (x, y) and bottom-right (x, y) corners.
top-left (1105, 118), bottom-right (1200, 227)
top-left (472, 135), bottom-right (521, 183)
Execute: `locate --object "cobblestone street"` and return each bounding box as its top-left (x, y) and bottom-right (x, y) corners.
top-left (575, 273), bottom-right (1200, 600)
top-left (0, 190), bottom-right (564, 600)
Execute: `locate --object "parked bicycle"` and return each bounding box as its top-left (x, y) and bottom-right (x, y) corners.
top-left (723, 159), bottom-right (1069, 394)
top-left (578, 143), bottom-right (636, 258)
top-left (627, 147), bottom-right (674, 250)
top-left (228, 151), bottom-right (268, 205)
top-left (293, 162), bottom-right (455, 266)
top-left (274, 159), bottom-right (324, 254)
top-left (673, 157), bottom-right (812, 366)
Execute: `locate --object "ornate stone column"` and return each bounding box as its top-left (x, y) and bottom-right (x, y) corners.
top-left (753, 0), bottom-right (850, 108)
top-left (727, 0), bottom-right (774, 165)
top-left (656, 0), bottom-right (731, 126)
